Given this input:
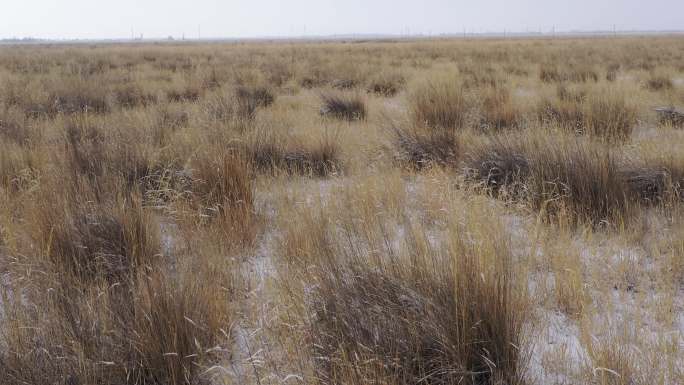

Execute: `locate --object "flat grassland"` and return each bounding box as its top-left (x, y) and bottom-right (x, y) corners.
top-left (0, 36), bottom-right (683, 384)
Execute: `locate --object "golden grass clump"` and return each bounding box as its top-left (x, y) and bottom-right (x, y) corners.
top-left (48, 78), bottom-right (111, 115)
top-left (409, 75), bottom-right (469, 130)
top-left (0, 141), bottom-right (42, 194)
top-left (582, 90), bottom-right (638, 140)
top-left (538, 87), bottom-right (637, 140)
top-left (112, 83), bottom-right (158, 108)
top-left (466, 133), bottom-right (633, 225)
top-left (0, 106), bottom-right (31, 145)
top-left (249, 138), bottom-right (341, 177)
top-left (235, 85), bottom-right (275, 119)
top-left (464, 135), bottom-right (529, 195)
top-left (527, 137), bottom-right (633, 225)
top-left (477, 86), bottom-right (524, 131)
top-left (35, 191), bottom-right (160, 283)
top-left (63, 116), bottom-right (159, 194)
top-left (188, 150), bottom-right (258, 246)
top-left (643, 73), bottom-right (673, 91)
top-left (367, 72), bottom-right (405, 97)
top-left (390, 118), bottom-right (461, 169)
top-left (539, 64), bottom-right (599, 83)
top-left (280, 183), bottom-right (529, 385)
top-left (1, 181), bottom-right (234, 385)
top-left (621, 139), bottom-right (684, 203)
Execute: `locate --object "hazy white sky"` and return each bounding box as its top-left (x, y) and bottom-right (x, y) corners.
top-left (2, 0), bottom-right (683, 39)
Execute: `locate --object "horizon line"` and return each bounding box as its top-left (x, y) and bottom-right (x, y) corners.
top-left (2, 28), bottom-right (684, 44)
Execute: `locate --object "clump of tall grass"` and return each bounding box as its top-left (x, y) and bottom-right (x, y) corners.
top-left (35, 188), bottom-right (160, 283)
top-left (0, 184), bottom-right (234, 385)
top-left (409, 75), bottom-right (469, 130)
top-left (367, 73), bottom-right (404, 97)
top-left (390, 119), bottom-right (461, 169)
top-left (166, 85), bottom-right (202, 102)
top-left (537, 87), bottom-right (637, 141)
top-left (64, 116), bottom-right (107, 180)
top-left (151, 104), bottom-right (189, 146)
top-left (281, 188), bottom-right (529, 385)
top-left (0, 106), bottom-right (30, 145)
top-left (63, 116), bottom-right (159, 194)
top-left (459, 63), bottom-right (503, 89)
top-left (539, 65), bottom-right (599, 83)
top-left (319, 92), bottom-right (367, 121)
top-left (477, 87), bottom-right (523, 131)
top-left (621, 143), bottom-right (684, 203)
top-left (247, 129), bottom-right (341, 177)
top-left (188, 150), bottom-right (258, 245)
top-left (464, 135), bottom-right (529, 196)
top-left (583, 91), bottom-right (638, 140)
top-left (49, 78), bottom-right (111, 115)
top-left (235, 85), bottom-right (275, 119)
top-left (0, 141), bottom-right (42, 194)
top-left (331, 78), bottom-right (357, 90)
top-left (527, 137), bottom-right (630, 225)
top-left (643, 74), bottom-right (673, 91)
top-left (466, 133), bottom-right (634, 225)
top-left (112, 83), bottom-right (158, 108)
top-left (203, 86), bottom-right (274, 123)
top-left (581, 332), bottom-right (644, 385)
top-left (654, 106), bottom-right (684, 128)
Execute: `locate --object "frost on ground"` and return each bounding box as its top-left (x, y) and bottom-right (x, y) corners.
top-left (218, 174), bottom-right (684, 384)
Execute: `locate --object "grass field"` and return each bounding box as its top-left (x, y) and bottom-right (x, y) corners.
top-left (0, 36), bottom-right (683, 384)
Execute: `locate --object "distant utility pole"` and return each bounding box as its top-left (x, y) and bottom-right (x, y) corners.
top-left (198, 25), bottom-right (201, 40)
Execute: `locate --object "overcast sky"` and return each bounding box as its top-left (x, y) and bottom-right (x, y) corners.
top-left (2, 0), bottom-right (683, 40)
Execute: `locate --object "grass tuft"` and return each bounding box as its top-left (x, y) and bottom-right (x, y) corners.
top-left (409, 76), bottom-right (468, 130)
top-left (319, 92), bottom-right (367, 121)
top-left (390, 120), bottom-right (460, 169)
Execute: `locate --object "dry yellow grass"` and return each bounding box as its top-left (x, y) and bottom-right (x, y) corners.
top-left (0, 36), bottom-right (683, 385)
